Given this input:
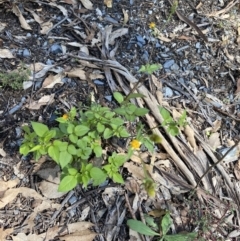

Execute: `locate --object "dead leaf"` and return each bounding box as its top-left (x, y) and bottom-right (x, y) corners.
top-left (39, 180), bottom-right (67, 199)
top-left (235, 78), bottom-right (240, 95)
top-left (43, 73), bottom-right (65, 88)
top-left (122, 9), bottom-right (129, 24)
top-left (80, 0), bottom-right (93, 10)
top-left (0, 187), bottom-right (45, 209)
top-left (109, 28), bottom-right (128, 45)
top-left (184, 125), bottom-right (197, 151)
top-left (40, 20), bottom-right (53, 35)
top-left (104, 0), bottom-right (112, 8)
top-left (12, 4), bottom-right (32, 30)
top-left (0, 227), bottom-right (14, 240)
top-left (207, 132), bottom-right (220, 150)
top-left (27, 94), bottom-right (55, 110)
top-left (0, 49), bottom-right (14, 58)
top-left (11, 232), bottom-right (45, 241)
top-left (0, 179), bottom-right (19, 192)
top-left (66, 68), bottom-right (86, 80)
top-left (0, 147), bottom-right (6, 157)
top-left (234, 160), bottom-right (240, 180)
top-left (0, 22), bottom-right (6, 32)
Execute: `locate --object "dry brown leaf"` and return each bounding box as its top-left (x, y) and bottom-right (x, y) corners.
top-left (40, 20), bottom-right (53, 35)
top-left (122, 9), bottom-right (129, 24)
top-left (208, 132), bottom-right (220, 150)
top-left (109, 28), bottom-right (128, 45)
top-left (104, 0), bottom-right (112, 8)
top-left (212, 119), bottom-right (222, 132)
top-left (27, 94), bottom-right (55, 110)
top-left (124, 162), bottom-right (144, 180)
top-left (184, 125), bottom-right (197, 151)
top-left (234, 160), bottom-right (240, 180)
top-left (0, 187), bottom-right (45, 209)
top-left (235, 78), bottom-right (240, 95)
top-left (129, 229), bottom-right (142, 241)
top-left (11, 232), bottom-right (45, 241)
top-left (43, 73), bottom-right (65, 88)
top-left (0, 179), bottom-right (19, 192)
top-left (0, 227), bottom-right (14, 241)
top-left (0, 49), bottom-right (14, 58)
top-left (0, 22), bottom-right (6, 33)
top-left (80, 0), bottom-right (93, 10)
top-left (66, 68), bottom-right (86, 80)
top-left (0, 147), bottom-right (6, 157)
top-left (12, 4), bottom-right (32, 30)
top-left (39, 180), bottom-right (67, 199)
top-left (59, 233), bottom-right (96, 241)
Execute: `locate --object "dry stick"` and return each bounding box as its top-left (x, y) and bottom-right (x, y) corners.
top-left (194, 140), bottom-right (240, 189)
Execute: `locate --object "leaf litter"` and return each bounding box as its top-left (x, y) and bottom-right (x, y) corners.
top-left (0, 0), bottom-right (240, 240)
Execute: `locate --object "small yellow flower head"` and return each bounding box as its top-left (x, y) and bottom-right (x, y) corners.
top-left (62, 114), bottom-right (69, 120)
top-left (149, 22), bottom-right (156, 29)
top-left (130, 139), bottom-right (141, 150)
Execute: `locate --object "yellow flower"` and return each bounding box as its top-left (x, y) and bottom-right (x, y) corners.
top-left (130, 139), bottom-right (141, 150)
top-left (62, 114), bottom-right (69, 120)
top-left (149, 22), bottom-right (156, 29)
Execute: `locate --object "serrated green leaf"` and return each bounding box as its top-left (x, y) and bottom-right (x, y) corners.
top-left (48, 145), bottom-right (60, 163)
top-left (167, 126), bottom-right (179, 136)
top-left (159, 107), bottom-right (171, 121)
top-left (134, 107), bottom-right (149, 116)
top-left (142, 137), bottom-right (154, 153)
top-left (59, 151), bottom-right (72, 168)
top-left (97, 123), bottom-right (105, 133)
top-left (127, 219), bottom-right (160, 236)
top-left (67, 123), bottom-right (75, 134)
top-left (113, 92), bottom-right (124, 104)
top-left (74, 125), bottom-right (90, 137)
top-left (29, 145), bottom-right (41, 152)
top-left (113, 154), bottom-right (127, 167)
top-left (112, 172), bottom-right (124, 183)
top-left (93, 145), bottom-right (102, 157)
top-left (68, 144), bottom-right (77, 155)
top-left (90, 167), bottom-right (107, 186)
top-left (161, 212), bottom-right (172, 236)
top-left (139, 63), bottom-right (161, 74)
top-left (125, 93), bottom-right (146, 101)
top-left (58, 175), bottom-right (78, 192)
top-left (110, 118), bottom-right (124, 126)
top-left (53, 140), bottom-right (68, 151)
top-left (31, 122), bottom-right (49, 137)
top-left (119, 127), bottom-right (130, 138)
top-left (103, 128), bottom-right (113, 139)
top-left (68, 168), bottom-right (78, 176)
top-left (69, 134), bottom-right (78, 143)
top-left (20, 143), bottom-right (30, 155)
top-left (178, 110), bottom-right (187, 127)
top-left (114, 107), bottom-right (126, 115)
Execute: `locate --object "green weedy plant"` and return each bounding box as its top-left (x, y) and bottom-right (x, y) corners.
top-left (127, 211), bottom-right (197, 241)
top-left (0, 62), bottom-right (30, 90)
top-left (19, 94), bottom-right (154, 192)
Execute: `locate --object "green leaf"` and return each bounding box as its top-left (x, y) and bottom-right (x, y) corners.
top-left (142, 137), bottom-right (154, 153)
top-left (134, 107), bottom-right (149, 116)
top-left (144, 215), bottom-right (158, 229)
top-left (113, 92), bottom-right (124, 104)
top-left (164, 233), bottom-right (198, 241)
top-left (159, 107), bottom-right (171, 121)
top-left (125, 93), bottom-right (146, 102)
top-left (68, 168), bottom-right (78, 176)
top-left (74, 125), bottom-right (90, 137)
top-left (178, 110), bottom-right (187, 127)
top-left (113, 154), bottom-right (127, 167)
top-left (103, 128), bottom-right (113, 139)
top-left (93, 145), bottom-right (102, 157)
top-left (53, 140), bottom-right (68, 151)
top-left (119, 127), bottom-right (130, 138)
top-left (127, 220), bottom-right (160, 236)
top-left (48, 145), bottom-right (60, 163)
top-left (67, 144), bottom-right (77, 155)
top-left (139, 63), bottom-right (161, 74)
top-left (97, 123), bottom-right (105, 133)
top-left (20, 143), bottom-right (30, 155)
top-left (90, 167), bottom-right (107, 186)
top-left (161, 212), bottom-right (172, 236)
top-left (112, 172), bottom-right (124, 184)
top-left (44, 129), bottom-right (56, 142)
top-left (110, 118), bottom-right (124, 126)
top-left (31, 122), bottom-right (49, 137)
top-left (29, 145), bottom-right (41, 152)
top-left (58, 175), bottom-right (78, 192)
top-left (114, 107), bottom-right (126, 116)
top-left (67, 123), bottom-right (75, 134)
top-left (69, 134), bottom-right (78, 144)
top-left (59, 151), bottom-right (72, 168)
top-left (167, 125), bottom-right (179, 136)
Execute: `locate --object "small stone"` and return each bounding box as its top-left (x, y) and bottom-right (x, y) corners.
top-left (26, 33), bottom-right (31, 37)
top-left (163, 60), bottom-right (174, 69)
top-left (136, 35), bottom-right (145, 45)
top-left (50, 44), bottom-right (63, 54)
top-left (105, 95), bottom-right (112, 102)
top-left (164, 87), bottom-right (173, 97)
top-left (69, 195), bottom-right (77, 205)
top-left (196, 42), bottom-right (201, 48)
top-left (46, 59), bottom-right (52, 65)
top-left (94, 80), bottom-right (104, 85)
top-left (171, 63), bottom-right (179, 71)
top-left (23, 49), bottom-right (31, 57)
